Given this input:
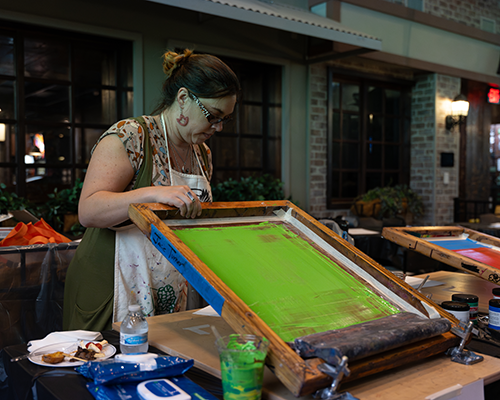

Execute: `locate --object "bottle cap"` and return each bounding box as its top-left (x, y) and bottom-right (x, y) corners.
top-left (441, 301), bottom-right (470, 311)
top-left (490, 299), bottom-right (500, 308)
top-left (129, 304), bottom-right (141, 312)
top-left (452, 294), bottom-right (478, 303)
top-left (493, 288), bottom-right (500, 297)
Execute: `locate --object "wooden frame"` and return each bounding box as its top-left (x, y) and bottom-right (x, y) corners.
top-left (129, 201), bottom-right (460, 396)
top-left (383, 226), bottom-right (500, 284)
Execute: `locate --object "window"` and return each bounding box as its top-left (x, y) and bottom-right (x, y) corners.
top-left (480, 17), bottom-right (496, 34)
top-left (406, 0), bottom-right (424, 11)
top-left (208, 57), bottom-right (282, 183)
top-left (0, 20), bottom-right (133, 201)
top-left (327, 70), bottom-right (411, 208)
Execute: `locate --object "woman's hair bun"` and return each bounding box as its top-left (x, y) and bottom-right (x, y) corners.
top-left (162, 49), bottom-right (193, 79)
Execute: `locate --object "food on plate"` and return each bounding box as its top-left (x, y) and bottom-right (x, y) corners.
top-left (73, 339), bottom-right (109, 361)
top-left (40, 340), bottom-right (110, 364)
top-left (84, 339), bottom-right (108, 353)
top-left (41, 351), bottom-right (65, 364)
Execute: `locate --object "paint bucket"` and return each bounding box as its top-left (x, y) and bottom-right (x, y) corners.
top-left (489, 299), bottom-right (500, 330)
top-left (451, 294), bottom-right (478, 323)
top-left (493, 288), bottom-right (500, 299)
top-left (441, 301), bottom-right (470, 324)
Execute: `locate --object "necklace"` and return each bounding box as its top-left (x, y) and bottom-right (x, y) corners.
top-left (159, 113), bottom-right (194, 174)
top-left (170, 141), bottom-right (193, 173)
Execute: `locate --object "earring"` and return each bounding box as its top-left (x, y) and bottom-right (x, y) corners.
top-left (177, 111), bottom-right (189, 126)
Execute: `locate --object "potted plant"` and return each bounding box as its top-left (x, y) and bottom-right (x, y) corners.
top-left (211, 174), bottom-right (287, 202)
top-left (351, 184), bottom-right (424, 223)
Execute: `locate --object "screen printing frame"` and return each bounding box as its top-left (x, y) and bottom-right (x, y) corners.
top-left (383, 226), bottom-right (500, 284)
top-left (129, 201), bottom-right (460, 396)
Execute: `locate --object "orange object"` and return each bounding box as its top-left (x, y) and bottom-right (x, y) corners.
top-left (0, 219), bottom-right (71, 247)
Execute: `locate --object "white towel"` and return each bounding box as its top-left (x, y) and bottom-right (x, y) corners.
top-left (27, 330), bottom-right (103, 353)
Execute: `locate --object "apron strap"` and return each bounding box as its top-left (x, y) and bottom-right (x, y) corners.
top-left (196, 143), bottom-right (210, 181)
top-left (129, 116), bottom-right (153, 189)
top-left (112, 117), bottom-right (152, 229)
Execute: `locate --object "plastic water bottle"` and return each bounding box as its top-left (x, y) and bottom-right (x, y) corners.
top-left (120, 304), bottom-right (149, 354)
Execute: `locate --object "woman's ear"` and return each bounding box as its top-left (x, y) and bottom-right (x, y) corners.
top-left (177, 87), bottom-right (190, 108)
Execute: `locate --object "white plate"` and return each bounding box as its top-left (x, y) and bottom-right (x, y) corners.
top-left (28, 341), bottom-right (116, 367)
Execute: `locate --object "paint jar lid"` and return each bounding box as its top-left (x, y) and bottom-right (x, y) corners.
top-left (493, 288), bottom-right (500, 296)
top-left (490, 299), bottom-right (500, 308)
top-left (452, 294), bottom-right (478, 303)
top-left (441, 301), bottom-right (470, 311)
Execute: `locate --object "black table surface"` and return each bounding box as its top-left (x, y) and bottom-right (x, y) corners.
top-left (2, 330), bottom-right (223, 400)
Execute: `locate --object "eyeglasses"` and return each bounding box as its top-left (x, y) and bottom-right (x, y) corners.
top-left (190, 93), bottom-right (233, 126)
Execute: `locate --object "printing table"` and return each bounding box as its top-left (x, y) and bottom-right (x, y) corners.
top-left (113, 309), bottom-right (500, 400)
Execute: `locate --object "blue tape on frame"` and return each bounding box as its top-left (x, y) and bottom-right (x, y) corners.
top-left (427, 238), bottom-right (488, 250)
top-left (150, 224), bottom-right (225, 315)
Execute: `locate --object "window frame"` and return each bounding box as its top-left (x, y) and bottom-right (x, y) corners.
top-left (326, 68), bottom-right (412, 209)
top-left (207, 56), bottom-right (283, 183)
top-left (0, 19), bottom-right (133, 199)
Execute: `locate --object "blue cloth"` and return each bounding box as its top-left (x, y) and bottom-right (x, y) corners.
top-left (76, 356), bottom-right (193, 385)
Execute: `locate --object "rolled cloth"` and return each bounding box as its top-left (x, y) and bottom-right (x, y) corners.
top-left (294, 312), bottom-right (451, 364)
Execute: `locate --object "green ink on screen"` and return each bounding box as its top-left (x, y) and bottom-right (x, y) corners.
top-left (174, 221), bottom-right (400, 342)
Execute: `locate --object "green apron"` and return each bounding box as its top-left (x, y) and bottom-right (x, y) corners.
top-left (63, 117), bottom-right (152, 331)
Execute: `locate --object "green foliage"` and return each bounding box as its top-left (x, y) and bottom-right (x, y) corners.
top-left (211, 175), bottom-right (286, 202)
top-left (355, 184), bottom-right (424, 219)
top-left (36, 179), bottom-right (85, 236)
top-left (0, 183), bottom-right (35, 215)
top-left (0, 181), bottom-right (85, 237)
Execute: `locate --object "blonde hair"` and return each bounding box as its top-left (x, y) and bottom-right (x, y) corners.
top-left (162, 49), bottom-right (193, 80)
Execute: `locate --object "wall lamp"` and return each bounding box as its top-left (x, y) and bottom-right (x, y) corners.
top-left (445, 94), bottom-right (469, 131)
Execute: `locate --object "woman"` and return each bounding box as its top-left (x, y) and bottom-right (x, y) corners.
top-left (63, 49), bottom-right (240, 331)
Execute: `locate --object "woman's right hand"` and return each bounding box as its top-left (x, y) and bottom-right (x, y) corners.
top-left (155, 185), bottom-right (202, 219)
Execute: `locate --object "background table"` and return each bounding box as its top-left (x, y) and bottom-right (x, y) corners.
top-left (113, 309), bottom-right (500, 400)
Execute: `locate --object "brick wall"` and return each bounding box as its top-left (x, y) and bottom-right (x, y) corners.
top-left (410, 74), bottom-right (437, 225)
top-left (309, 63), bottom-right (333, 219)
top-left (382, 0), bottom-right (500, 34)
top-left (434, 74), bottom-right (461, 225)
top-left (425, 0), bottom-right (500, 34)
top-left (308, 67), bottom-right (462, 224)
top-left (397, 73), bottom-right (461, 225)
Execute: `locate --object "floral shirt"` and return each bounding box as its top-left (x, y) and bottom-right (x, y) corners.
top-left (93, 115), bottom-right (213, 191)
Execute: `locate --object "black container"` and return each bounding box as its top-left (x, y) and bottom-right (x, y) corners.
top-left (441, 301), bottom-right (470, 323)
top-left (451, 293), bottom-right (478, 322)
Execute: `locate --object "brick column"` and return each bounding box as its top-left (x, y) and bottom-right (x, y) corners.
top-left (309, 64), bottom-right (332, 219)
top-left (410, 74), bottom-right (437, 225)
top-left (435, 74), bottom-right (461, 225)
top-left (410, 73), bottom-right (460, 225)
